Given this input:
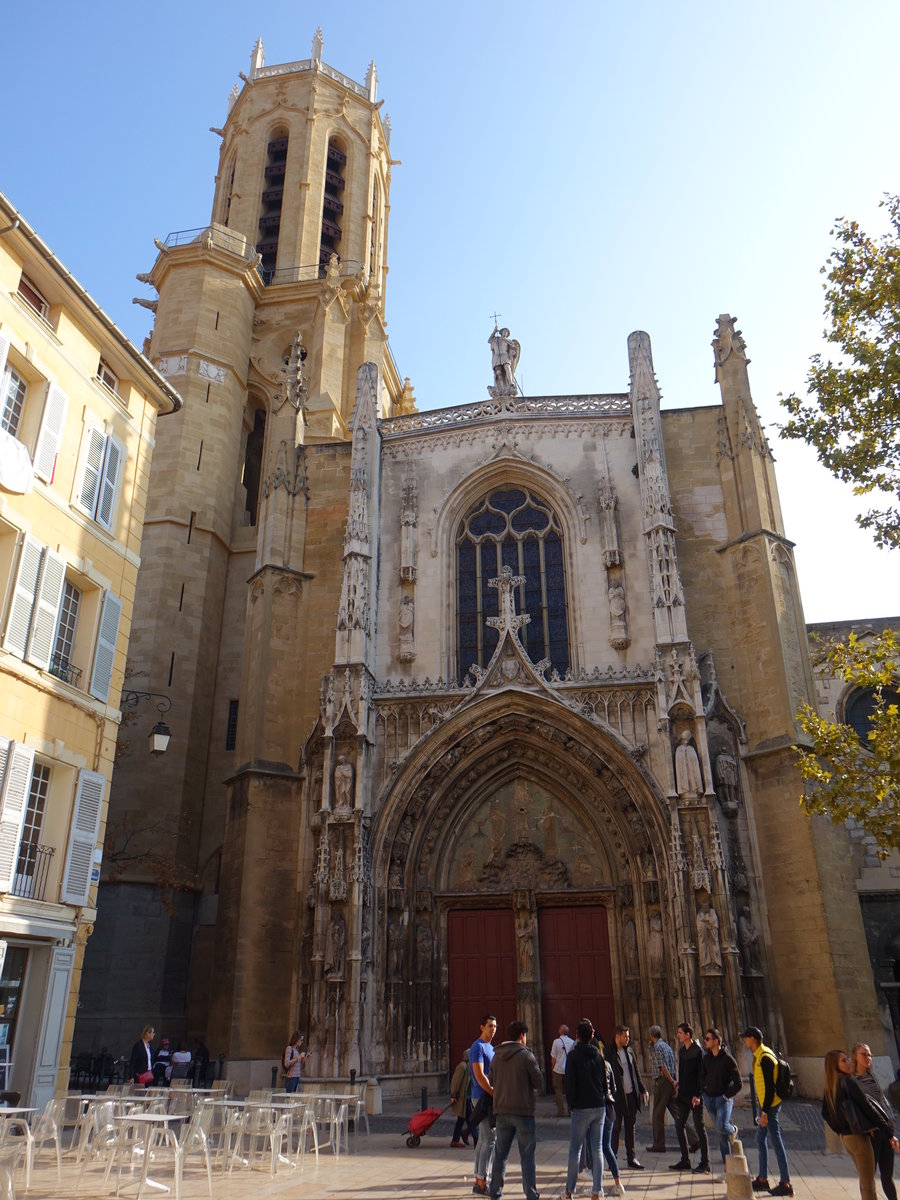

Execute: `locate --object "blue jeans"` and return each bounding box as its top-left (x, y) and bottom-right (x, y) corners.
top-left (602, 1102), bottom-right (620, 1179)
top-left (755, 1104), bottom-right (790, 1183)
top-left (703, 1093), bottom-right (736, 1163)
top-left (474, 1116), bottom-right (496, 1181)
top-left (567, 1106), bottom-right (605, 1195)
top-left (285, 1076), bottom-right (301, 1094)
top-left (489, 1114), bottom-right (538, 1200)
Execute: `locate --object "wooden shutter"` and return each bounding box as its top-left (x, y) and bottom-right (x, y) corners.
top-left (0, 333), bottom-right (9, 379)
top-left (0, 741), bottom-right (35, 892)
top-left (33, 384), bottom-right (69, 483)
top-left (1, 535), bottom-right (43, 658)
top-left (77, 427), bottom-right (106, 517)
top-left (25, 549), bottom-right (67, 670)
top-left (60, 769), bottom-right (105, 904)
top-left (96, 436), bottom-right (123, 531)
top-left (88, 590), bottom-right (122, 702)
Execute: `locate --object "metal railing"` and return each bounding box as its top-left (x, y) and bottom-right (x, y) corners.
top-left (159, 226), bottom-right (368, 289)
top-left (11, 843), bottom-right (55, 901)
top-left (49, 653), bottom-right (82, 687)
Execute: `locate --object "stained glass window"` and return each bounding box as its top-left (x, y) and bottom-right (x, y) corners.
top-left (456, 488), bottom-right (569, 683)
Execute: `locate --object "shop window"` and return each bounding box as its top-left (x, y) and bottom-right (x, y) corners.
top-left (0, 946), bottom-right (28, 1056)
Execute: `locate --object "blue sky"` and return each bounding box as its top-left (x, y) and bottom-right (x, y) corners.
top-left (3, 0), bottom-right (897, 621)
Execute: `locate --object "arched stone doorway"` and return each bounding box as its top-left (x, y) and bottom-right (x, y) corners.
top-left (367, 688), bottom-right (676, 1077)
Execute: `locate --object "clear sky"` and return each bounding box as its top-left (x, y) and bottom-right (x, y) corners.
top-left (3, 0), bottom-right (897, 622)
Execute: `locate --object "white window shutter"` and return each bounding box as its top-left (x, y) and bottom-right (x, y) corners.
top-left (25, 549), bottom-right (67, 670)
top-left (33, 384), bottom-right (69, 484)
top-left (88, 590), bottom-right (122, 702)
top-left (96, 436), bottom-right (123, 531)
top-left (2, 535), bottom-right (44, 658)
top-left (60, 769), bottom-right (105, 904)
top-left (77, 427), bottom-right (106, 517)
top-left (0, 333), bottom-right (9, 378)
top-left (0, 741), bottom-right (35, 892)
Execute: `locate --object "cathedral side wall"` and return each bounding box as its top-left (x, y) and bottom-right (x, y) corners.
top-left (663, 405), bottom-right (883, 1080)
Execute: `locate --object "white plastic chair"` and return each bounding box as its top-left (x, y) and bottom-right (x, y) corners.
top-left (31, 1097), bottom-right (63, 1179)
top-left (172, 1104), bottom-right (213, 1198)
top-left (0, 1117), bottom-right (33, 1191)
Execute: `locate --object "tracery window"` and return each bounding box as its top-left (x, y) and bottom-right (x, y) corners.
top-left (456, 487), bottom-right (569, 683)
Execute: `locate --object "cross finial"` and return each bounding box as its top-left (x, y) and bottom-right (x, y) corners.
top-left (486, 565), bottom-right (531, 635)
top-left (490, 311), bottom-right (502, 328)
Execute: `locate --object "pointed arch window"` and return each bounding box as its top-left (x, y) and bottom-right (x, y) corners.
top-left (456, 487), bottom-right (569, 683)
top-left (319, 138), bottom-right (346, 274)
top-left (257, 130), bottom-right (288, 282)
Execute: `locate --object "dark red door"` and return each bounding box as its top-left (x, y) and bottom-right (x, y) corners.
top-left (448, 909), bottom-right (517, 1073)
top-left (538, 906), bottom-right (614, 1080)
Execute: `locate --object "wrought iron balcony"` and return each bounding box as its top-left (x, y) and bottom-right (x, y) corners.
top-left (48, 654), bottom-right (82, 687)
top-left (11, 843), bottom-right (55, 901)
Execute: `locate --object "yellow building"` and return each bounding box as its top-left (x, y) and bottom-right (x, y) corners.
top-left (0, 192), bottom-right (180, 1106)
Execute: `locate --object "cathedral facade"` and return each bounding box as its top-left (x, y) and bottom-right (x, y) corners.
top-left (75, 36), bottom-right (885, 1095)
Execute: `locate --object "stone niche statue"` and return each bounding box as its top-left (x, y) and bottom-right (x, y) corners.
top-left (714, 752), bottom-right (739, 815)
top-left (675, 731), bottom-right (703, 798)
top-left (738, 905), bottom-right (762, 974)
top-left (398, 594), bottom-right (415, 661)
top-left (325, 912), bottom-right (346, 979)
top-left (333, 754), bottom-right (354, 811)
top-left (648, 911), bottom-right (664, 976)
top-left (696, 900), bottom-right (722, 975)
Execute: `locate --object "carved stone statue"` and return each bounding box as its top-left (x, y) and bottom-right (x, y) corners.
top-left (415, 920), bottom-right (433, 976)
top-left (325, 913), bottom-right (346, 978)
top-left (387, 916), bottom-right (403, 979)
top-left (333, 754), bottom-right (354, 810)
top-left (515, 909), bottom-right (536, 980)
top-left (738, 905), bottom-right (762, 974)
top-left (622, 916), bottom-right (639, 977)
top-left (649, 911), bottom-right (664, 976)
top-left (675, 731), bottom-right (703, 798)
top-left (714, 752), bottom-right (739, 815)
top-left (608, 582), bottom-right (630, 649)
top-left (398, 594), bottom-right (415, 661)
top-left (696, 900), bottom-right (722, 975)
top-left (488, 325), bottom-right (520, 395)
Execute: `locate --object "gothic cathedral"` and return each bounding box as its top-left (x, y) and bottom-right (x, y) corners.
top-left (76, 35), bottom-right (883, 1095)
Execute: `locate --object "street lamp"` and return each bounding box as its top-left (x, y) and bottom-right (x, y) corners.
top-left (121, 691), bottom-right (173, 756)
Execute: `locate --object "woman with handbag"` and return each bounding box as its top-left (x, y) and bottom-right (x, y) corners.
top-left (822, 1049), bottom-right (895, 1200)
top-left (852, 1043), bottom-right (899, 1200)
top-left (129, 1025), bottom-right (155, 1087)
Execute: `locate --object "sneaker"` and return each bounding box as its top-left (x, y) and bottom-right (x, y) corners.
top-left (669, 1160), bottom-right (692, 1171)
top-left (769, 1185), bottom-right (794, 1197)
top-left (613, 1181), bottom-right (625, 1196)
top-left (472, 1185), bottom-right (488, 1196)
top-left (692, 1162), bottom-right (711, 1174)
top-left (751, 1181), bottom-right (770, 1193)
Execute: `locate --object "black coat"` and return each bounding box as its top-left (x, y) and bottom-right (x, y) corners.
top-left (129, 1038), bottom-right (152, 1083)
top-left (604, 1042), bottom-right (646, 1112)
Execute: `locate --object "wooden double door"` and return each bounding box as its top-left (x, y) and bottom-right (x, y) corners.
top-left (447, 905), bottom-right (614, 1083)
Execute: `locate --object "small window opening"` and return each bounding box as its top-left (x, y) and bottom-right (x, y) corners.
top-left (319, 139), bottom-right (346, 276)
top-left (257, 132), bottom-right (288, 283)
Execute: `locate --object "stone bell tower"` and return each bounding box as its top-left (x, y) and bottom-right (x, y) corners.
top-left (76, 33), bottom-right (411, 1061)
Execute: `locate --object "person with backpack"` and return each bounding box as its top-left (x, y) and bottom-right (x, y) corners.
top-left (283, 1030), bottom-right (306, 1093)
top-left (741, 1026), bottom-right (793, 1196)
top-left (550, 1024), bottom-right (575, 1117)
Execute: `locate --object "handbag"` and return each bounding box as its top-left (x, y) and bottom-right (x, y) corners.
top-left (841, 1083), bottom-right (887, 1135)
top-left (136, 1069), bottom-right (154, 1087)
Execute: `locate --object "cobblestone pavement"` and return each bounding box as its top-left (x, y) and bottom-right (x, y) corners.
top-left (20, 1094), bottom-right (863, 1199)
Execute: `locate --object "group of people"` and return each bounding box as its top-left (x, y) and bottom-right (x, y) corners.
top-left (128, 1026), bottom-right (209, 1087)
top-left (822, 1042), bottom-right (899, 1200)
top-left (448, 1015), bottom-right (799, 1200)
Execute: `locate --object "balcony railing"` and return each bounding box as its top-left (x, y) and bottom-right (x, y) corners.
top-left (48, 654), bottom-right (82, 687)
top-left (11, 843), bottom-right (55, 901)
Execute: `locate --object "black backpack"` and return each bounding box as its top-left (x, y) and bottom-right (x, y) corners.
top-left (774, 1056), bottom-right (792, 1101)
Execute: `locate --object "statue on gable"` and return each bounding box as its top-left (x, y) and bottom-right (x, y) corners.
top-left (488, 323), bottom-right (521, 397)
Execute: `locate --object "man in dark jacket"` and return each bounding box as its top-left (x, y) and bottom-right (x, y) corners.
top-left (669, 1021), bottom-right (710, 1174)
top-left (700, 1027), bottom-right (741, 1166)
top-left (488, 1020), bottom-right (542, 1200)
top-left (604, 1024), bottom-right (649, 1169)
